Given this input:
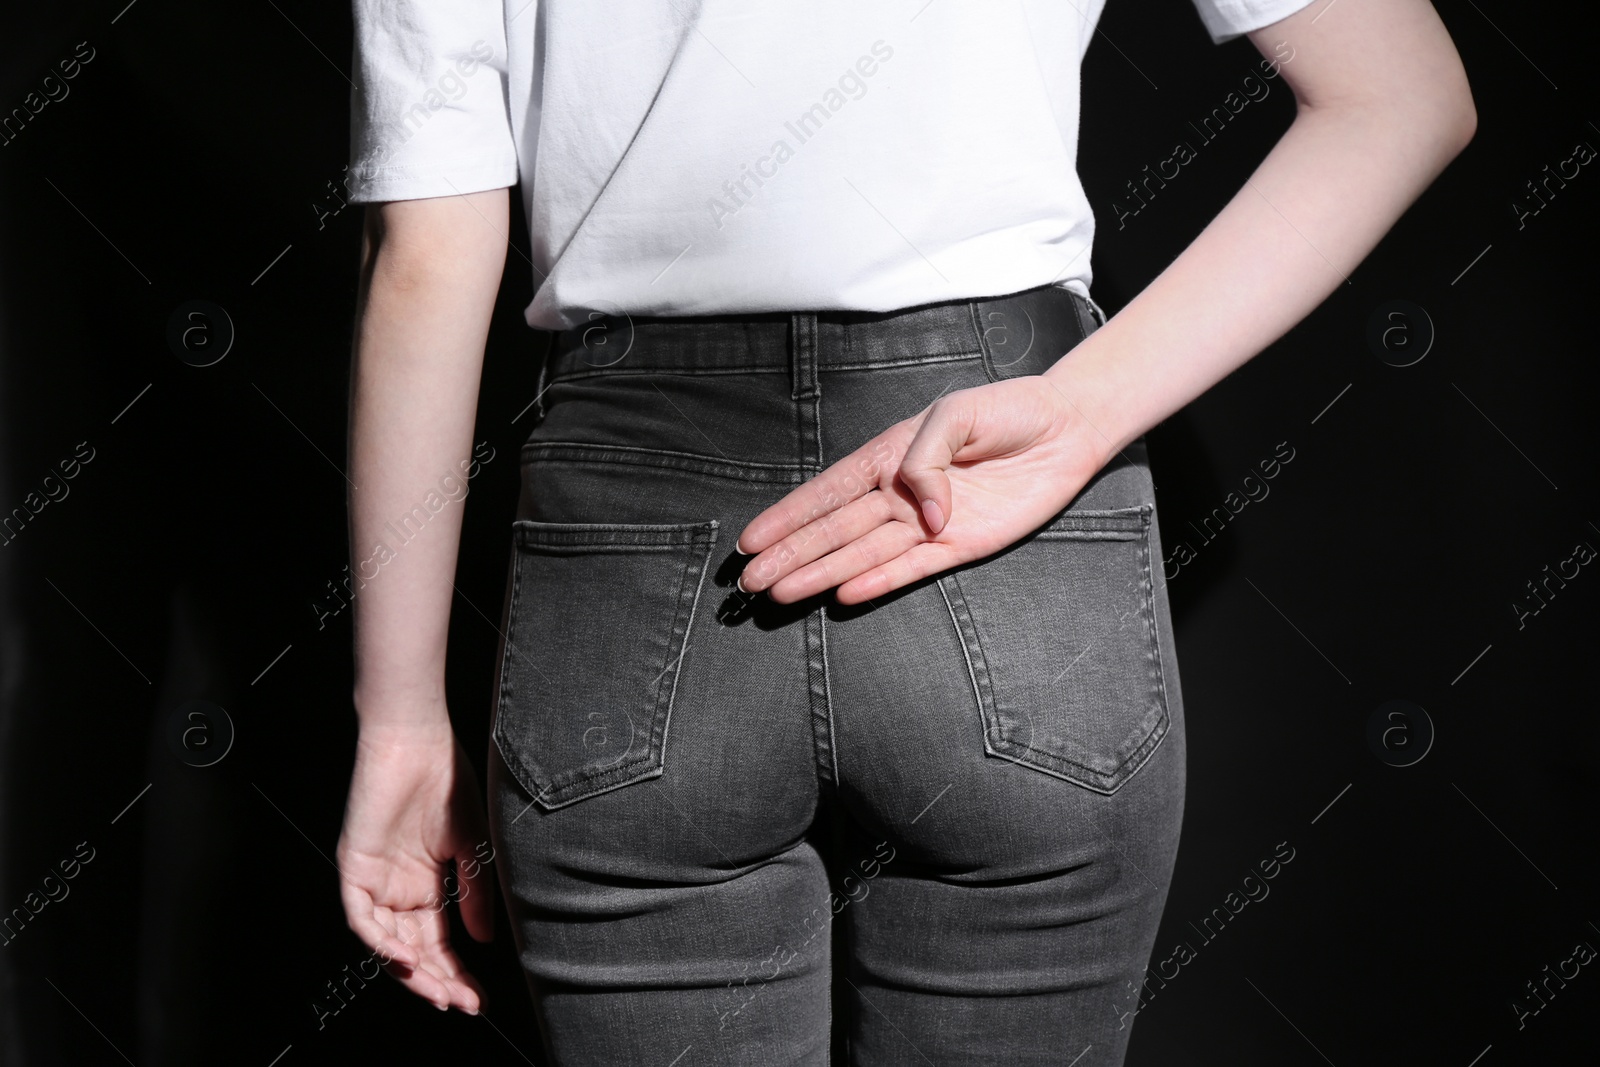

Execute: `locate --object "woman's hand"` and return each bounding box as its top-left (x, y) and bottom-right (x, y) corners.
top-left (735, 374), bottom-right (1115, 605)
top-left (335, 717), bottom-right (494, 1014)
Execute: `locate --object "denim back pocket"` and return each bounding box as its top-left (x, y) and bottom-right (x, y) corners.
top-left (938, 504), bottom-right (1169, 795)
top-left (492, 519), bottom-right (719, 810)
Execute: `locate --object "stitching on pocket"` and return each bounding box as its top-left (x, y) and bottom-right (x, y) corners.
top-left (938, 575), bottom-right (998, 751)
top-left (521, 442), bottom-right (807, 484)
top-left (822, 350), bottom-right (983, 372)
top-left (653, 528), bottom-right (717, 790)
top-left (1119, 521), bottom-right (1170, 789)
top-left (1037, 505), bottom-right (1150, 540)
top-left (939, 573), bottom-right (1009, 766)
top-left (492, 519), bottom-right (719, 810)
top-left (938, 505), bottom-right (1169, 794)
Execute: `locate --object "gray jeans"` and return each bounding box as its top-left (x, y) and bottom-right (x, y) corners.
top-left (486, 283), bottom-right (1187, 1065)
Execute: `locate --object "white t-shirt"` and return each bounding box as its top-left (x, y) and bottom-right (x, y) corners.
top-left (346, 0), bottom-right (1316, 330)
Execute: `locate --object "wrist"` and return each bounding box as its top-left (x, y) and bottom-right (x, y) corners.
top-left (353, 720), bottom-right (457, 774)
top-left (1040, 348), bottom-right (1138, 474)
top-left (352, 684), bottom-right (452, 737)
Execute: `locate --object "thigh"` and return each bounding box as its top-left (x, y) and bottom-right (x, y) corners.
top-left (825, 455), bottom-right (1187, 1066)
top-left (487, 742), bottom-right (835, 1065)
top-left (485, 453), bottom-right (835, 1065)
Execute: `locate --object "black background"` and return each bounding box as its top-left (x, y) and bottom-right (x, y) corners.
top-left (0, 1), bottom-right (1594, 1064)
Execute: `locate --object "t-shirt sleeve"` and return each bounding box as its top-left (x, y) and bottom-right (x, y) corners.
top-left (345, 0), bottom-right (518, 204)
top-left (1187, 0), bottom-right (1320, 45)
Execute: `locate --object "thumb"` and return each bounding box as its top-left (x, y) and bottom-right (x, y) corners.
top-left (897, 397), bottom-right (972, 536)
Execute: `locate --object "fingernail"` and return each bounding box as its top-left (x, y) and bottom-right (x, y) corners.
top-left (736, 575), bottom-right (750, 594)
top-left (733, 541), bottom-right (752, 556)
top-left (921, 499), bottom-right (945, 532)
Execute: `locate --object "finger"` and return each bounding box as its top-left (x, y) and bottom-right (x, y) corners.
top-left (377, 915), bottom-right (456, 1011)
top-left (394, 966), bottom-right (465, 1013)
top-left (741, 489), bottom-right (899, 593)
top-left (411, 909), bottom-right (485, 1014)
top-left (836, 540), bottom-right (966, 605)
top-left (768, 519), bottom-right (927, 604)
top-left (340, 883), bottom-right (421, 969)
top-left (447, 967), bottom-right (487, 1015)
top-left (415, 950), bottom-right (484, 1016)
top-left (896, 399), bottom-right (973, 536)
top-left (386, 906), bottom-right (482, 1014)
top-left (384, 957), bottom-right (455, 1011)
top-left (737, 433), bottom-right (903, 553)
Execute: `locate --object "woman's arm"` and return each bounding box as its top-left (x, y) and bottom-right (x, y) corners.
top-left (336, 188), bottom-right (509, 1014)
top-left (1041, 0), bottom-right (1476, 465)
top-left (735, 0), bottom-right (1475, 602)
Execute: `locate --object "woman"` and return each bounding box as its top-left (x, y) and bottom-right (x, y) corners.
top-left (334, 0), bottom-right (1474, 1062)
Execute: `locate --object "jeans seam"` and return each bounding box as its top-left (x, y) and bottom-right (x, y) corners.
top-left (794, 311), bottom-right (834, 786)
top-left (806, 612), bottom-right (834, 785)
top-left (809, 392), bottom-right (824, 473)
top-left (818, 610), bottom-right (839, 785)
top-left (792, 312), bottom-right (823, 473)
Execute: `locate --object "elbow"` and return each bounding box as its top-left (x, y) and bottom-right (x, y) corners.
top-left (1454, 100), bottom-right (1478, 153)
top-left (1396, 93), bottom-right (1478, 175)
top-left (1389, 85), bottom-right (1477, 171)
top-left (1296, 84), bottom-right (1477, 167)
top-left (1438, 87), bottom-right (1477, 158)
top-left (1421, 60), bottom-right (1479, 160)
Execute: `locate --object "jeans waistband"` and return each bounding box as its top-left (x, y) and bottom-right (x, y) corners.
top-left (540, 284), bottom-right (1106, 382)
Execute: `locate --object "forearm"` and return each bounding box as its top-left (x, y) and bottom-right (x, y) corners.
top-left (347, 190), bottom-right (508, 729)
top-left (1046, 21), bottom-right (1475, 463)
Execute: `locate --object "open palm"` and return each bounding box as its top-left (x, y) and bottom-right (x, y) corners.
top-left (335, 724), bottom-right (493, 1014)
top-left (736, 374), bottom-right (1110, 605)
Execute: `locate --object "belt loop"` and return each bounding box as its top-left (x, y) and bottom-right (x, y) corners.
top-left (1066, 290), bottom-right (1100, 342)
top-left (969, 296), bottom-right (1003, 380)
top-left (531, 329), bottom-right (553, 424)
top-left (789, 312), bottom-right (820, 401)
top-left (1086, 292), bottom-right (1109, 329)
